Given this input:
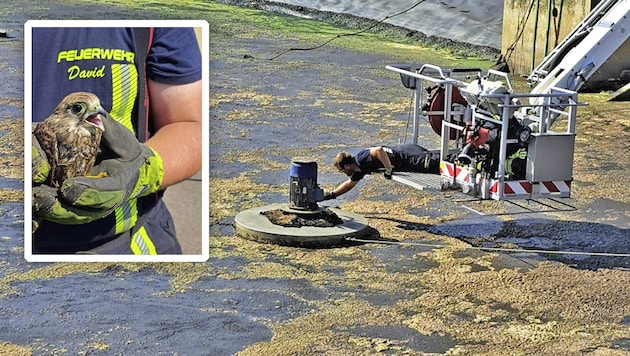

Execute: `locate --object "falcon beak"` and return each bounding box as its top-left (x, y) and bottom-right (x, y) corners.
top-left (85, 107), bottom-right (107, 131)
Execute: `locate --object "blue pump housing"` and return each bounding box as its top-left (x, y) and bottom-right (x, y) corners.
top-left (289, 159), bottom-right (324, 210)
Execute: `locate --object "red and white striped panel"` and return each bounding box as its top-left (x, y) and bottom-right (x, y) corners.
top-left (535, 180), bottom-right (572, 197)
top-left (490, 180), bottom-right (572, 200)
top-left (490, 180), bottom-right (533, 199)
top-left (440, 160), bottom-right (572, 200)
top-left (440, 161), bottom-right (470, 183)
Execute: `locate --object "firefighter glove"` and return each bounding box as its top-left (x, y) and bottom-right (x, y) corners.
top-left (33, 114), bottom-right (164, 225)
top-left (32, 184), bottom-right (112, 225)
top-left (384, 166), bottom-right (394, 180)
top-left (32, 135), bottom-right (50, 184)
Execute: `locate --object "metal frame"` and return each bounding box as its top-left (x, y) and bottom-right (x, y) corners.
top-left (386, 64), bottom-right (585, 201)
top-left (385, 64), bottom-right (473, 158)
top-left (457, 83), bottom-right (582, 200)
top-left (382, 0), bottom-right (629, 202)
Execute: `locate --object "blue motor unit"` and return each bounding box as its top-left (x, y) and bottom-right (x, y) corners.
top-left (289, 159), bottom-right (324, 210)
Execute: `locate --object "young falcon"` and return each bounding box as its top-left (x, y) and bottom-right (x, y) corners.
top-left (33, 92), bottom-right (107, 188)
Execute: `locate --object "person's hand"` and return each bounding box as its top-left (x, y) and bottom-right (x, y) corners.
top-left (384, 166), bottom-right (394, 180)
top-left (32, 134), bottom-right (50, 185)
top-left (32, 114), bottom-right (164, 225)
top-left (32, 184), bottom-right (113, 225)
top-left (322, 191), bottom-right (337, 201)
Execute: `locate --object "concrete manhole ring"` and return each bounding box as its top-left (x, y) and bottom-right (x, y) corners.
top-left (234, 203), bottom-right (371, 247)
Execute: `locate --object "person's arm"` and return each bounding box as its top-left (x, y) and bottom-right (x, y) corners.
top-left (146, 79), bottom-right (202, 188)
top-left (333, 179), bottom-right (358, 197)
top-left (369, 146), bottom-right (393, 170)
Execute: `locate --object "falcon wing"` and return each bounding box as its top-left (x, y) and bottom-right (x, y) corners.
top-left (55, 130), bottom-right (101, 180)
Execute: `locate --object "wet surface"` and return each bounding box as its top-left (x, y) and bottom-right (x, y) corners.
top-left (4, 271), bottom-right (275, 355)
top-left (219, 0), bottom-right (504, 50)
top-left (0, 177), bottom-right (24, 190)
top-left (429, 213), bottom-right (630, 270)
top-left (2, 0), bottom-right (630, 355)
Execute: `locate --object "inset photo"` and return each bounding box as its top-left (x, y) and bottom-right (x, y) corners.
top-left (25, 20), bottom-right (209, 262)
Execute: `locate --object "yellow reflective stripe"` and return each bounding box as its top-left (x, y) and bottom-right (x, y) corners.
top-left (114, 200), bottom-right (138, 234)
top-left (110, 63), bottom-right (138, 132)
top-left (130, 226), bottom-right (157, 255)
top-left (110, 63), bottom-right (140, 235)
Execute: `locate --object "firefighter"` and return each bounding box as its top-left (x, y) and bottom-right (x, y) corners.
top-left (322, 144), bottom-right (438, 200)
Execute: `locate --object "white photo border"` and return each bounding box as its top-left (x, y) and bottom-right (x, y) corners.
top-left (24, 20), bottom-right (210, 262)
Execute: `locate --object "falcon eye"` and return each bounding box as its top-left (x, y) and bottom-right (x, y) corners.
top-left (70, 103), bottom-right (86, 115)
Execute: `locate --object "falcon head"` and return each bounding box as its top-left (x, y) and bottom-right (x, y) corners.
top-left (54, 92), bottom-right (107, 133)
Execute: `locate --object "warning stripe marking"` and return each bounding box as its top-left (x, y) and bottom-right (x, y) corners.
top-left (440, 162), bottom-right (469, 183)
top-left (540, 180), bottom-right (571, 194)
top-left (441, 161), bottom-right (572, 199)
top-left (499, 181), bottom-right (532, 195)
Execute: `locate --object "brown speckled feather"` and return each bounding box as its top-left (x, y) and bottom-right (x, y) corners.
top-left (33, 92), bottom-right (106, 188)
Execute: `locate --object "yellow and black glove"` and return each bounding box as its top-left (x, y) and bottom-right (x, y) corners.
top-left (32, 114), bottom-right (164, 225)
top-left (384, 166), bottom-right (394, 180)
top-left (32, 135), bottom-right (50, 185)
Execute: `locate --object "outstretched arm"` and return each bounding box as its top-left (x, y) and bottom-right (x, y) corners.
top-left (332, 179), bottom-right (358, 197)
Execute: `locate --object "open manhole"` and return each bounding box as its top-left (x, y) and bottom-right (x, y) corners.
top-left (261, 207), bottom-right (343, 227)
top-left (235, 158), bottom-right (372, 247)
top-left (235, 203), bottom-right (371, 248)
